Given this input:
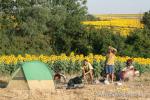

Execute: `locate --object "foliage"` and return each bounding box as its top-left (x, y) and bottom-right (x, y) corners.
top-left (0, 1), bottom-right (150, 58)
top-left (0, 63), bottom-right (19, 75)
top-left (88, 27), bottom-right (126, 55)
top-left (125, 28), bottom-right (150, 58)
top-left (0, 54), bottom-right (150, 78)
top-left (85, 14), bottom-right (101, 21)
top-left (142, 10), bottom-right (150, 29)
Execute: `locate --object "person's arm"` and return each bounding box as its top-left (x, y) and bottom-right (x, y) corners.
top-left (105, 54), bottom-right (108, 66)
top-left (85, 63), bottom-right (93, 75)
top-left (85, 70), bottom-right (91, 75)
top-left (82, 66), bottom-right (86, 80)
top-left (82, 66), bottom-right (86, 75)
top-left (122, 67), bottom-right (127, 72)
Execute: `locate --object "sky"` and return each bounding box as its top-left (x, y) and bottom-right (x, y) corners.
top-left (87, 0), bottom-right (150, 14)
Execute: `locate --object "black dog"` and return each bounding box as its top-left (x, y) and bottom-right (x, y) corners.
top-left (67, 76), bottom-right (83, 89)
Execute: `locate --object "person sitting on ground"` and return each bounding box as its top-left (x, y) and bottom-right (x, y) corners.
top-left (82, 59), bottom-right (94, 83)
top-left (119, 59), bottom-right (139, 81)
top-left (105, 46), bottom-right (117, 84)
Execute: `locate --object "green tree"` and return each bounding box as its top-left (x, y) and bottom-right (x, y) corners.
top-left (90, 28), bottom-right (115, 54)
top-left (126, 28), bottom-right (150, 58)
top-left (49, 0), bottom-right (88, 54)
top-left (85, 14), bottom-right (100, 21)
top-left (0, 0), bottom-right (88, 55)
top-left (142, 10), bottom-right (150, 29)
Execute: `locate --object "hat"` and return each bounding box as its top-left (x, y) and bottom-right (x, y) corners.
top-left (108, 46), bottom-right (117, 52)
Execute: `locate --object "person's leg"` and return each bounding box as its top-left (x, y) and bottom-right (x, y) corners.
top-left (110, 66), bottom-right (114, 83)
top-left (89, 70), bottom-right (94, 83)
top-left (111, 73), bottom-right (114, 83)
top-left (105, 66), bottom-right (109, 81)
top-left (108, 65), bottom-right (112, 81)
top-left (106, 74), bottom-right (109, 81)
top-left (119, 71), bottom-right (124, 81)
top-left (82, 69), bottom-right (86, 80)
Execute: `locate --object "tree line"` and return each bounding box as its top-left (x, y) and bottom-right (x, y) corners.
top-left (0, 0), bottom-right (150, 58)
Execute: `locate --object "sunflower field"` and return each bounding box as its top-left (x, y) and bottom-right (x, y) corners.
top-left (82, 18), bottom-right (144, 36)
top-left (0, 53), bottom-right (150, 78)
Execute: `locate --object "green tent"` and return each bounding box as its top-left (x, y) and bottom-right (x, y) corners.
top-left (7, 61), bottom-right (55, 91)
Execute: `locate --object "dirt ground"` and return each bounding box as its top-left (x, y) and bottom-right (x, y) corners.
top-left (0, 73), bottom-right (150, 100)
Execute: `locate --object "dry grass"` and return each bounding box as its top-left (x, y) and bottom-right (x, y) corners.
top-left (0, 75), bottom-right (11, 83)
top-left (0, 73), bottom-right (150, 100)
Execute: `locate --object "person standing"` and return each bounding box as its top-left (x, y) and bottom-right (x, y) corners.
top-left (105, 46), bottom-right (117, 83)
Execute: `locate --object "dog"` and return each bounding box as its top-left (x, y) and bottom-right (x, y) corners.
top-left (67, 76), bottom-right (84, 89)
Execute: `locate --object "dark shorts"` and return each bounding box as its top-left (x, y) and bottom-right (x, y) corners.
top-left (105, 65), bottom-right (114, 74)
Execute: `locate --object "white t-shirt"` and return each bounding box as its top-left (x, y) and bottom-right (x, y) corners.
top-left (82, 62), bottom-right (93, 71)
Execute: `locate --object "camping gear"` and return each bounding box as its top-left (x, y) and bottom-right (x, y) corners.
top-left (7, 61), bottom-right (55, 91)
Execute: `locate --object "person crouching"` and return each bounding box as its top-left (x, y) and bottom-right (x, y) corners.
top-left (82, 59), bottom-right (94, 84)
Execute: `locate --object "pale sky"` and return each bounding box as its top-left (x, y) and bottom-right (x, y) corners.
top-left (87, 0), bottom-right (150, 14)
